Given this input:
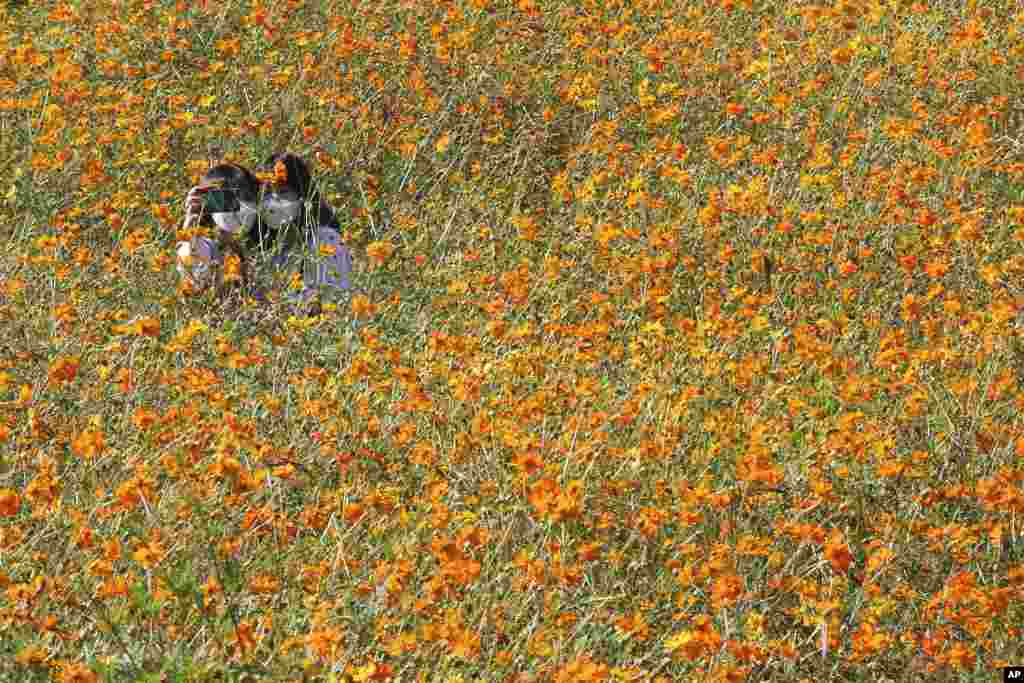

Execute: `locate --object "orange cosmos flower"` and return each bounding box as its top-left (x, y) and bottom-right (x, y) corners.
top-left (0, 489), bottom-right (20, 517)
top-left (131, 540), bottom-right (165, 570)
top-left (366, 240), bottom-right (395, 267)
top-left (48, 356), bottom-right (80, 385)
top-left (53, 662), bottom-right (98, 683)
top-left (824, 530), bottom-right (854, 574)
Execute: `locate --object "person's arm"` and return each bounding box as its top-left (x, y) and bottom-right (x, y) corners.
top-left (176, 236), bottom-right (223, 292)
top-left (176, 186), bottom-right (226, 292)
top-left (181, 186), bottom-right (205, 230)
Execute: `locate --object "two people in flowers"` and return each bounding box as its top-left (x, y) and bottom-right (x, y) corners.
top-left (176, 152), bottom-right (353, 316)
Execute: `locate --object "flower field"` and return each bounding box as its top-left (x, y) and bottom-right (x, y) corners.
top-left (2, 0), bottom-right (1024, 680)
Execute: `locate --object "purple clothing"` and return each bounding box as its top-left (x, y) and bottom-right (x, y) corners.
top-left (177, 224), bottom-right (353, 306)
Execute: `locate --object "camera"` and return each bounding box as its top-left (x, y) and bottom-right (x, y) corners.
top-left (200, 187), bottom-right (240, 213)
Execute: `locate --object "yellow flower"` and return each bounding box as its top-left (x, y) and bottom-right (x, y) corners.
top-left (15, 644), bottom-right (49, 667)
top-left (366, 240), bottom-right (395, 267)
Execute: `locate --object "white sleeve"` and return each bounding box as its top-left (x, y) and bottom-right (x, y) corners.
top-left (176, 236), bottom-right (223, 291)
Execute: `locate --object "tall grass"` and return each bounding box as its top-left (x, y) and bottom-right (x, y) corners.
top-left (1, 0), bottom-right (1024, 680)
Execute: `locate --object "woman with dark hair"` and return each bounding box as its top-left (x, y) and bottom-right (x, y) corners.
top-left (176, 161), bottom-right (262, 294)
top-left (249, 152), bottom-right (353, 311)
top-left (175, 152), bottom-right (353, 314)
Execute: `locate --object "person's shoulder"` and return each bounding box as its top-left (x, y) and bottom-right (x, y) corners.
top-left (314, 201), bottom-right (341, 230)
top-left (245, 221), bottom-right (279, 250)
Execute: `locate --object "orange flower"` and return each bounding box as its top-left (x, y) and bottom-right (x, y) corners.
top-left (350, 294), bottom-right (377, 320)
top-left (71, 427), bottom-right (105, 459)
top-left (274, 159), bottom-right (288, 184)
top-left (351, 662), bottom-right (394, 682)
top-left (343, 503), bottom-right (365, 523)
top-left (942, 642), bottom-right (976, 670)
top-left (577, 542), bottom-right (603, 562)
top-left (15, 644), bottom-right (49, 667)
top-left (366, 240), bottom-right (395, 267)
top-left (222, 252), bottom-right (242, 283)
top-left (103, 538), bottom-right (122, 562)
top-left (923, 257), bottom-right (949, 279)
top-left (306, 626), bottom-right (344, 660)
top-left (53, 662), bottom-right (98, 683)
top-left (0, 489), bottom-right (20, 517)
top-left (48, 356), bottom-right (80, 385)
top-left (111, 317), bottom-right (160, 338)
top-left (131, 540), bottom-right (165, 570)
top-left (231, 620), bottom-right (258, 655)
top-left (201, 575), bottom-right (222, 608)
top-left (553, 655), bottom-right (609, 681)
top-left (74, 525), bottom-right (95, 549)
top-left (725, 102), bottom-right (745, 116)
top-left (665, 629), bottom-right (700, 659)
top-left (824, 530), bottom-right (854, 574)
top-left (513, 213), bottom-right (540, 241)
top-left (248, 574), bottom-right (281, 595)
top-left (130, 407), bottom-right (157, 431)
top-left (711, 573), bottom-right (744, 609)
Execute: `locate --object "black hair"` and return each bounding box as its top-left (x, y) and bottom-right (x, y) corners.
top-left (197, 162), bottom-right (259, 291)
top-left (195, 163), bottom-right (260, 230)
top-left (200, 163), bottom-right (260, 203)
top-left (247, 152), bottom-right (340, 255)
top-left (263, 152), bottom-right (313, 200)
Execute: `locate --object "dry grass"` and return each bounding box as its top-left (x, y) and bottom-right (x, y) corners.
top-left (2, 0), bottom-right (1024, 681)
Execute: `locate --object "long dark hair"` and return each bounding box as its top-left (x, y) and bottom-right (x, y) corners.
top-left (247, 152), bottom-right (340, 255)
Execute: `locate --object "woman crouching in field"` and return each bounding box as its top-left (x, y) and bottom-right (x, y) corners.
top-left (176, 152), bottom-right (354, 316)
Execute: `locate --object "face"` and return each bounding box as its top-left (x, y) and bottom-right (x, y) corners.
top-left (212, 202), bottom-right (259, 234)
top-left (197, 181), bottom-right (259, 234)
top-left (260, 185), bottom-right (302, 228)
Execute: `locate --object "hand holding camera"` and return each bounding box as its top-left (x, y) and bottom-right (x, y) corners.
top-left (182, 186), bottom-right (206, 229)
top-left (184, 185), bottom-right (234, 220)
